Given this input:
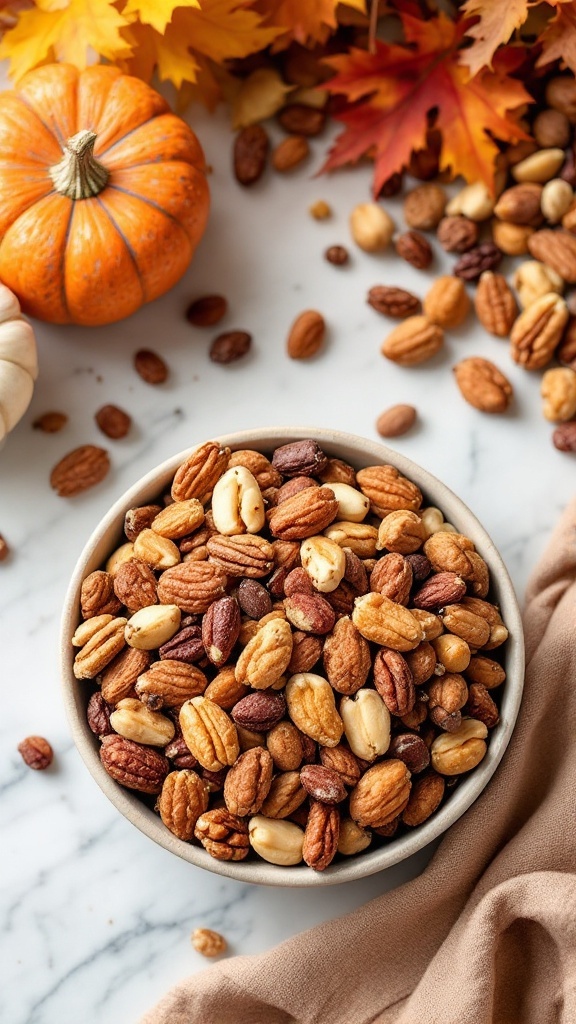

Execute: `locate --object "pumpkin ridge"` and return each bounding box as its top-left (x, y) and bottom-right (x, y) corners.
top-left (60, 202), bottom-right (75, 321)
top-left (107, 183), bottom-right (194, 247)
top-left (96, 111), bottom-right (168, 159)
top-left (94, 195), bottom-right (146, 303)
top-left (11, 93), bottom-right (60, 163)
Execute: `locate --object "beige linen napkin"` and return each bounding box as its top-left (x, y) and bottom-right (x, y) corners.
top-left (142, 499), bottom-right (576, 1024)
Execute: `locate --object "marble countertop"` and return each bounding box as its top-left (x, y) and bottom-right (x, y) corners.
top-left (2, 97), bottom-right (572, 1024)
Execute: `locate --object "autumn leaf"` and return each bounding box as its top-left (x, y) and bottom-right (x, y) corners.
top-left (0, 0), bottom-right (132, 79)
top-left (123, 0), bottom-right (200, 36)
top-left (255, 0), bottom-right (366, 47)
top-left (537, 1), bottom-right (576, 74)
top-left (231, 67), bottom-right (294, 128)
top-left (459, 0), bottom-right (530, 75)
top-left (121, 17), bottom-right (198, 89)
top-left (322, 12), bottom-right (531, 195)
top-left (121, 0), bottom-right (281, 93)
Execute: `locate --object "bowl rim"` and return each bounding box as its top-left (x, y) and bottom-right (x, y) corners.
top-left (61, 426), bottom-right (525, 887)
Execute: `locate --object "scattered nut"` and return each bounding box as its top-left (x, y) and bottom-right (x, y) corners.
top-left (533, 108), bottom-right (571, 149)
top-left (395, 230), bottom-right (433, 269)
top-left (453, 242), bottom-right (502, 281)
top-left (424, 276), bottom-right (470, 328)
top-left (286, 310), bottom-right (326, 359)
top-left (192, 928), bottom-right (227, 958)
top-left (0, 533), bottom-right (9, 562)
top-left (367, 285), bottom-right (421, 318)
top-left (349, 203), bottom-right (394, 252)
top-left (272, 135), bottom-right (309, 172)
top-left (95, 404), bottom-right (131, 439)
top-left (33, 411), bottom-right (68, 432)
top-left (376, 404), bottom-right (417, 438)
top-left (437, 215), bottom-right (479, 253)
top-left (18, 735), bottom-right (54, 770)
top-left (513, 261), bottom-right (564, 309)
top-left (309, 200), bottom-right (331, 220)
top-left (541, 178), bottom-right (573, 224)
top-left (404, 184), bottom-right (446, 230)
top-left (541, 367), bottom-right (576, 421)
top-left (512, 148), bottom-right (565, 184)
top-left (186, 295), bottom-right (228, 327)
top-left (134, 349), bottom-right (168, 384)
top-left (209, 331), bottom-right (251, 364)
top-left (324, 245), bottom-right (349, 266)
top-left (553, 422), bottom-right (576, 451)
top-left (234, 124), bottom-right (269, 186)
top-left (446, 182), bottom-right (494, 221)
top-left (50, 445), bottom-right (110, 497)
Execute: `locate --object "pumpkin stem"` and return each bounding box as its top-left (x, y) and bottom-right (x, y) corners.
top-left (49, 129), bottom-right (109, 200)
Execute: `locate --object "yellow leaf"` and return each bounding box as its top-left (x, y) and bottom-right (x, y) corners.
top-left (122, 0), bottom-right (281, 100)
top-left (0, 7), bottom-right (59, 77)
top-left (231, 67), bottom-right (294, 129)
top-left (170, 0), bottom-right (280, 64)
top-left (121, 20), bottom-right (199, 88)
top-left (122, 0), bottom-right (200, 36)
top-left (0, 0), bottom-right (132, 80)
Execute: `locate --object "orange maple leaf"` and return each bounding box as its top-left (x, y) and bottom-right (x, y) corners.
top-left (460, 0), bottom-right (530, 75)
top-left (537, 0), bottom-right (576, 74)
top-left (255, 0), bottom-right (366, 48)
top-left (322, 12), bottom-right (531, 196)
top-left (121, 0), bottom-right (280, 94)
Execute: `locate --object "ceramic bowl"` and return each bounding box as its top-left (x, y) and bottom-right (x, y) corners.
top-left (61, 427), bottom-right (525, 886)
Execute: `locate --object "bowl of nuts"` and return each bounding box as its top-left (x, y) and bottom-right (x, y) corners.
top-left (61, 428), bottom-right (524, 885)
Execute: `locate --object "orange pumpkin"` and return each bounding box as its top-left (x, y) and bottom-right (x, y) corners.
top-left (0, 64), bottom-right (210, 326)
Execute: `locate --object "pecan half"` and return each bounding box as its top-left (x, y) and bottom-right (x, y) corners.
top-left (223, 746), bottom-right (274, 817)
top-left (100, 735), bottom-right (169, 793)
top-left (373, 648), bottom-right (415, 715)
top-left (303, 801), bottom-right (340, 871)
top-left (367, 285), bottom-right (421, 318)
top-left (157, 769), bottom-right (209, 840)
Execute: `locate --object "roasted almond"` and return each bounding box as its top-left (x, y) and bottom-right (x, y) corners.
top-left (286, 310), bottom-right (326, 359)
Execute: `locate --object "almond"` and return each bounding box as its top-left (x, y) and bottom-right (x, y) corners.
top-left (286, 309), bottom-right (326, 359)
top-left (376, 404), bottom-right (417, 438)
top-left (272, 134), bottom-right (310, 172)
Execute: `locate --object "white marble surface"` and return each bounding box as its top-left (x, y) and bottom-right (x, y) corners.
top-left (1, 96), bottom-right (573, 1024)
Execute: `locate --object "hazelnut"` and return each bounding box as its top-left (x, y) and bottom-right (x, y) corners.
top-left (404, 184), bottom-right (446, 230)
top-left (533, 108), bottom-right (572, 149)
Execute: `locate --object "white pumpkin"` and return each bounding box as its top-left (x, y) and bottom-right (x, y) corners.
top-left (0, 282), bottom-right (38, 443)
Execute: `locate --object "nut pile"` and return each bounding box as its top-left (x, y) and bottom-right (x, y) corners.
top-left (73, 438), bottom-right (509, 872)
top-left (340, 80), bottom-right (576, 449)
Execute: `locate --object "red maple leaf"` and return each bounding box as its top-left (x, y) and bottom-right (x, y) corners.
top-left (322, 12), bottom-right (532, 195)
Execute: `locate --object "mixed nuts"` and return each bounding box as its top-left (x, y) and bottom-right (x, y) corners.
top-left (73, 438), bottom-right (509, 872)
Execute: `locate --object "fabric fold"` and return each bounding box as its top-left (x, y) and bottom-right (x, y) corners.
top-left (142, 499), bottom-right (576, 1024)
